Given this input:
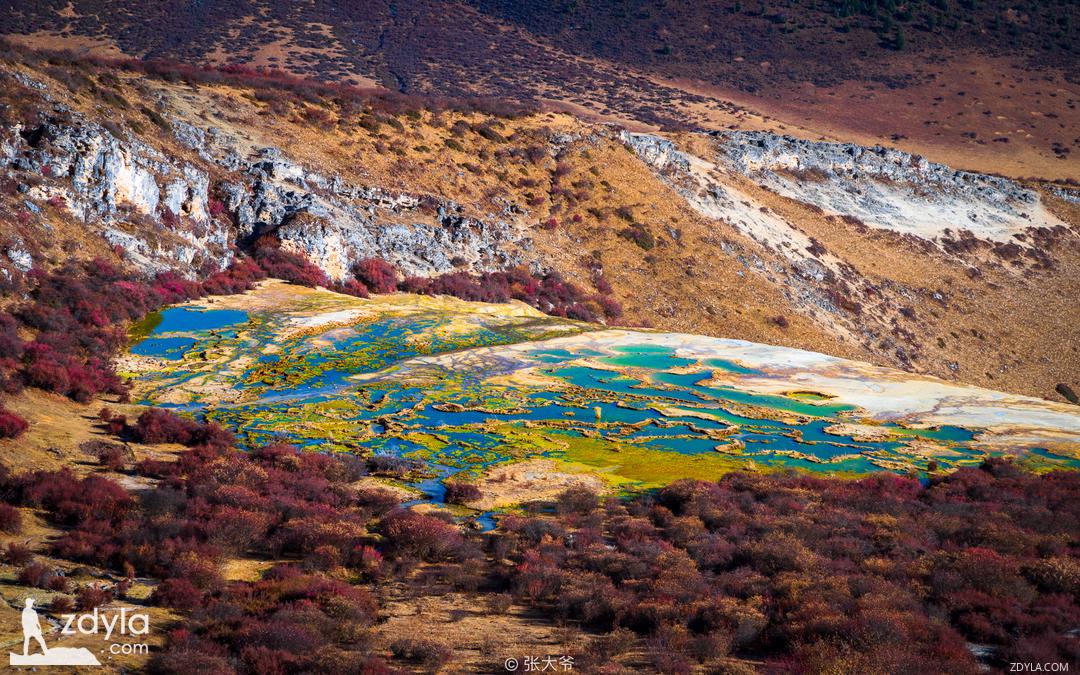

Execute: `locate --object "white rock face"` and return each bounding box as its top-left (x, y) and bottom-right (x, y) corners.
top-left (619, 128), bottom-right (1078, 349)
top-left (7, 114), bottom-right (220, 275)
top-left (621, 131), bottom-right (840, 274)
top-left (117, 161), bottom-right (161, 215)
top-left (6, 109), bottom-right (533, 282)
top-left (25, 121), bottom-right (196, 221)
top-left (5, 244), bottom-right (33, 272)
top-left (624, 130), bottom-right (1066, 250)
top-left (0, 73), bottom-right (632, 287)
top-left (712, 131), bottom-right (1066, 242)
top-left (164, 167), bottom-right (209, 220)
top-left (220, 146), bottom-right (528, 281)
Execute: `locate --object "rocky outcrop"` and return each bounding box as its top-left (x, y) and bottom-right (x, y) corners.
top-left (12, 85), bottom-right (1057, 298)
top-left (12, 115), bottom-right (209, 223)
top-left (3, 106), bottom-right (229, 275)
top-left (1048, 185), bottom-right (1080, 204)
top-left (621, 131), bottom-right (841, 275)
top-left (710, 131), bottom-right (1065, 242)
top-left (217, 146), bottom-right (527, 280)
top-left (2, 105), bottom-right (530, 282)
top-left (624, 129), bottom-right (1066, 251)
top-left (621, 130), bottom-right (869, 339)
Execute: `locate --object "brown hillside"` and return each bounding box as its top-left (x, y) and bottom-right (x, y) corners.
top-left (0, 45), bottom-right (1076, 402)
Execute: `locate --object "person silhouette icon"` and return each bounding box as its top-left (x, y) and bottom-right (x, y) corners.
top-left (9, 597), bottom-right (98, 667)
top-left (21, 598), bottom-right (48, 657)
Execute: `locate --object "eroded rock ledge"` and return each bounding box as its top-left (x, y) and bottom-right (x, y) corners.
top-left (2, 99), bottom-right (532, 281)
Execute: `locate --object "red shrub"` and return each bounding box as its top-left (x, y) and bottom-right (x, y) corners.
top-left (20, 469), bottom-right (132, 526)
top-left (378, 510), bottom-right (466, 561)
top-left (18, 562), bottom-right (56, 588)
top-left (134, 458), bottom-right (179, 478)
top-left (200, 256), bottom-right (265, 295)
top-left (130, 409), bottom-right (232, 447)
top-left (396, 265), bottom-right (608, 321)
top-left (0, 502), bottom-right (23, 532)
top-left (0, 313), bottom-right (23, 360)
top-left (191, 422), bottom-right (235, 450)
top-left (618, 223), bottom-right (655, 250)
top-left (21, 357), bottom-right (69, 393)
top-left (348, 545), bottom-right (385, 575)
top-left (389, 637), bottom-right (452, 666)
top-left (444, 481), bottom-right (482, 505)
top-left (594, 294), bottom-right (623, 319)
top-left (4, 543), bottom-right (32, 566)
top-left (253, 240), bottom-right (329, 288)
top-left (85, 441), bottom-right (128, 470)
top-left (131, 408), bottom-right (193, 444)
top-left (152, 577), bottom-right (203, 611)
top-left (353, 258), bottom-right (398, 294)
top-left (49, 595), bottom-right (75, 613)
top-left (205, 507), bottom-right (272, 552)
top-left (335, 279), bottom-right (370, 298)
top-left (0, 359), bottom-right (24, 395)
top-left (76, 585), bottom-right (112, 610)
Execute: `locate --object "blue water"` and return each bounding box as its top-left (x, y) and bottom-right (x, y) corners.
top-left (131, 336), bottom-right (197, 360)
top-left (600, 345), bottom-right (696, 369)
top-left (131, 307), bottom-right (249, 360)
top-left (152, 307), bottom-right (248, 334)
top-left (706, 358), bottom-right (764, 375)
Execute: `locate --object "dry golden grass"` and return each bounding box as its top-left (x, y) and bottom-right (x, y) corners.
top-left (686, 52), bottom-right (1080, 182)
top-left (372, 584), bottom-right (591, 673)
top-left (0, 390), bottom-right (183, 475)
top-left (524, 128), bottom-right (865, 361)
top-left (733, 170), bottom-right (1080, 399)
top-left (0, 394), bottom-right (182, 673)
